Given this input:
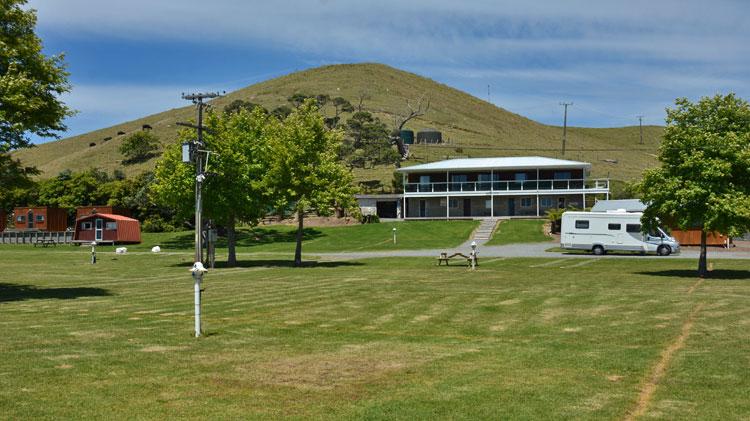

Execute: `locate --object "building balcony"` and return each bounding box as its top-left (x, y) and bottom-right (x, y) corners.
top-left (403, 178), bottom-right (609, 195)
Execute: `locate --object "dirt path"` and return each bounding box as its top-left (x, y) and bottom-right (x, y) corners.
top-left (623, 278), bottom-right (704, 420)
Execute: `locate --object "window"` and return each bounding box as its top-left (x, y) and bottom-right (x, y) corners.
top-left (626, 224), bottom-right (641, 233)
top-left (514, 173), bottom-right (527, 181)
top-left (16, 215), bottom-right (25, 222)
top-left (36, 215), bottom-right (45, 222)
top-left (105, 222), bottom-right (117, 230)
top-left (608, 223), bottom-right (621, 231)
top-left (520, 197), bottom-right (533, 208)
top-left (82, 222), bottom-right (93, 230)
top-left (540, 197), bottom-right (553, 207)
top-left (554, 171), bottom-right (572, 180)
top-left (575, 220), bottom-right (590, 229)
top-left (450, 175), bottom-right (467, 182)
top-left (449, 199), bottom-right (459, 208)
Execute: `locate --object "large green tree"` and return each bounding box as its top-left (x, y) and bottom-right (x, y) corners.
top-left (266, 99), bottom-right (358, 266)
top-left (152, 108), bottom-right (272, 266)
top-left (639, 94), bottom-right (750, 277)
top-left (1, 0), bottom-right (72, 152)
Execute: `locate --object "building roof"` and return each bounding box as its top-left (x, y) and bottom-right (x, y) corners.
top-left (396, 156), bottom-right (590, 173)
top-left (591, 199), bottom-right (646, 212)
top-left (76, 213), bottom-right (138, 222)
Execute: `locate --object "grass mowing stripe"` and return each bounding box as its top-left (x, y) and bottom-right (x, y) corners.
top-left (529, 259), bottom-right (568, 268)
top-left (562, 259), bottom-right (597, 268)
top-left (624, 302), bottom-right (705, 420)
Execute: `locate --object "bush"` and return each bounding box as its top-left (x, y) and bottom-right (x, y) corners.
top-left (142, 216), bottom-right (176, 233)
top-left (361, 214), bottom-right (380, 224)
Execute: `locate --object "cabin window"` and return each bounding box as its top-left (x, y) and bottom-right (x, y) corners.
top-left (16, 215), bottom-right (25, 222)
top-left (520, 197), bottom-right (533, 208)
top-left (514, 173), bottom-right (527, 181)
top-left (626, 224), bottom-right (641, 233)
top-left (82, 222), bottom-right (92, 230)
top-left (540, 197), bottom-right (553, 207)
top-left (36, 215), bottom-right (45, 222)
top-left (554, 171), bottom-right (572, 180)
top-left (608, 223), bottom-right (621, 230)
top-left (575, 220), bottom-right (590, 229)
top-left (449, 199), bottom-right (459, 208)
top-left (105, 222), bottom-right (117, 230)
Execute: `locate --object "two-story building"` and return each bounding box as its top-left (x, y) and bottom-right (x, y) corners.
top-left (397, 157), bottom-right (609, 219)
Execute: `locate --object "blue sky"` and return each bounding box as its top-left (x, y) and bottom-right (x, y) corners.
top-left (28, 0), bottom-right (750, 141)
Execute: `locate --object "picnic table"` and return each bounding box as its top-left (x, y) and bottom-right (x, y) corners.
top-left (34, 238), bottom-right (57, 247)
top-left (437, 252), bottom-right (478, 267)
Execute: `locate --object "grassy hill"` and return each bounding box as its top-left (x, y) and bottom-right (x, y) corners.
top-left (13, 63), bottom-right (663, 186)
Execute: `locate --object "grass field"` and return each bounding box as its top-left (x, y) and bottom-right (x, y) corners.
top-left (131, 220), bottom-right (478, 254)
top-left (485, 219), bottom-right (551, 246)
top-left (1, 247), bottom-right (748, 419)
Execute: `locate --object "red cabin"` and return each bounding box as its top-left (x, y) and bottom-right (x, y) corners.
top-left (13, 207), bottom-right (68, 231)
top-left (74, 213), bottom-right (141, 244)
top-left (75, 206), bottom-right (131, 220)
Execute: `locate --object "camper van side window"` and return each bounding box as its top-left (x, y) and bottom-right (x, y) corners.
top-left (608, 223), bottom-right (621, 230)
top-left (626, 224), bottom-right (641, 233)
top-left (575, 220), bottom-right (589, 229)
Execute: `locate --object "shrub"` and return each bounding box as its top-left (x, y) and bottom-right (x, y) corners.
top-left (142, 216), bottom-right (176, 233)
top-left (361, 214), bottom-right (380, 224)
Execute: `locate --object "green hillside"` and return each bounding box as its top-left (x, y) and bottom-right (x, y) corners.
top-left (13, 63), bottom-right (662, 185)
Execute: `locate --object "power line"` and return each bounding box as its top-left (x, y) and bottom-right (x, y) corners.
top-left (636, 115), bottom-right (644, 144)
top-left (560, 102), bottom-right (573, 155)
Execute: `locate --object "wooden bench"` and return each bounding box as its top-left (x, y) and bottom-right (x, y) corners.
top-left (437, 252), bottom-right (477, 267)
top-left (34, 238), bottom-right (57, 247)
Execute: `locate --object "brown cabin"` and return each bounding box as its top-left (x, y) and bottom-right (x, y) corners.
top-left (671, 229), bottom-right (732, 247)
top-left (76, 206), bottom-right (131, 220)
top-left (74, 213), bottom-right (141, 244)
top-left (12, 207), bottom-right (68, 231)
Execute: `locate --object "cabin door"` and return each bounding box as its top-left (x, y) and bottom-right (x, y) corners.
top-left (27, 210), bottom-right (34, 229)
top-left (95, 218), bottom-right (103, 241)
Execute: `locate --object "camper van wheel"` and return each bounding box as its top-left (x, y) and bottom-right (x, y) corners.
top-left (657, 245), bottom-right (671, 256)
top-left (592, 245), bottom-right (605, 256)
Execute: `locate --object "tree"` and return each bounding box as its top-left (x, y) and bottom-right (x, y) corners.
top-left (37, 168), bottom-right (111, 212)
top-left (271, 105), bottom-right (293, 120)
top-left (0, 154), bottom-right (38, 212)
top-left (266, 99), bottom-right (358, 266)
top-left (343, 111), bottom-right (399, 168)
top-left (390, 94), bottom-right (430, 160)
top-left (152, 107), bottom-right (273, 266)
top-left (639, 94), bottom-right (750, 277)
top-left (119, 130), bottom-right (161, 164)
top-left (1, 0), bottom-right (72, 152)
top-left (224, 99), bottom-right (266, 115)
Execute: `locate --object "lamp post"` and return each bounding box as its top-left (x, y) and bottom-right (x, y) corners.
top-left (392, 227), bottom-right (397, 244)
top-left (470, 241), bottom-right (477, 270)
top-left (90, 241), bottom-right (97, 264)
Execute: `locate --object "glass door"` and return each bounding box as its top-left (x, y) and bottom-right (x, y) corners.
top-left (95, 218), bottom-right (103, 241)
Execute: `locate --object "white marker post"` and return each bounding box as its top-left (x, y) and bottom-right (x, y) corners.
top-left (393, 227), bottom-right (397, 244)
top-left (470, 241), bottom-right (477, 270)
top-left (190, 262), bottom-right (207, 337)
top-left (90, 241), bottom-right (97, 264)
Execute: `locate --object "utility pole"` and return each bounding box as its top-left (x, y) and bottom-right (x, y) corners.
top-left (180, 91), bottom-right (221, 338)
top-left (560, 102), bottom-right (573, 155)
top-left (637, 115), bottom-right (644, 145)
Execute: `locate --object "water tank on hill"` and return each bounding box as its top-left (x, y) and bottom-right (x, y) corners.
top-left (400, 129), bottom-right (414, 144)
top-left (417, 129), bottom-right (442, 144)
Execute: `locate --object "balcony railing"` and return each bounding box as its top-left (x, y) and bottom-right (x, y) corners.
top-left (404, 178), bottom-right (609, 193)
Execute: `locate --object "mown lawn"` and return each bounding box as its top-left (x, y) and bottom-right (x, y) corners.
top-left (0, 248), bottom-right (748, 419)
top-left (129, 220), bottom-right (478, 253)
top-left (485, 219), bottom-right (552, 246)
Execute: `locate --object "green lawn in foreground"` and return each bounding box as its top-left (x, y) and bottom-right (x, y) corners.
top-left (485, 219), bottom-right (552, 245)
top-left (128, 220), bottom-right (478, 253)
top-left (1, 249), bottom-right (748, 419)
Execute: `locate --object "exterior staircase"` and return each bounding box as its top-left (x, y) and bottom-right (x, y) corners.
top-left (472, 218), bottom-right (501, 242)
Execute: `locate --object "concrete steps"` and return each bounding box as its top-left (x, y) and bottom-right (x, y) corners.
top-left (472, 218), bottom-right (500, 241)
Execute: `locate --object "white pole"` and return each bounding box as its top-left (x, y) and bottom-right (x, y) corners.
top-left (194, 274), bottom-right (202, 337)
top-left (393, 227), bottom-right (397, 244)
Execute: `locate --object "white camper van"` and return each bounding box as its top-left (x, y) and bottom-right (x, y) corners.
top-left (560, 211), bottom-right (680, 256)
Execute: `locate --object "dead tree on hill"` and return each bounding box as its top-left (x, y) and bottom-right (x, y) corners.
top-left (391, 94), bottom-right (431, 161)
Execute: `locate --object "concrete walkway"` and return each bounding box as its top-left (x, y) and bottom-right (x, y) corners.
top-left (313, 241), bottom-right (750, 261)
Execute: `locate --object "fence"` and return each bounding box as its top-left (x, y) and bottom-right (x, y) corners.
top-left (0, 231), bottom-right (74, 245)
